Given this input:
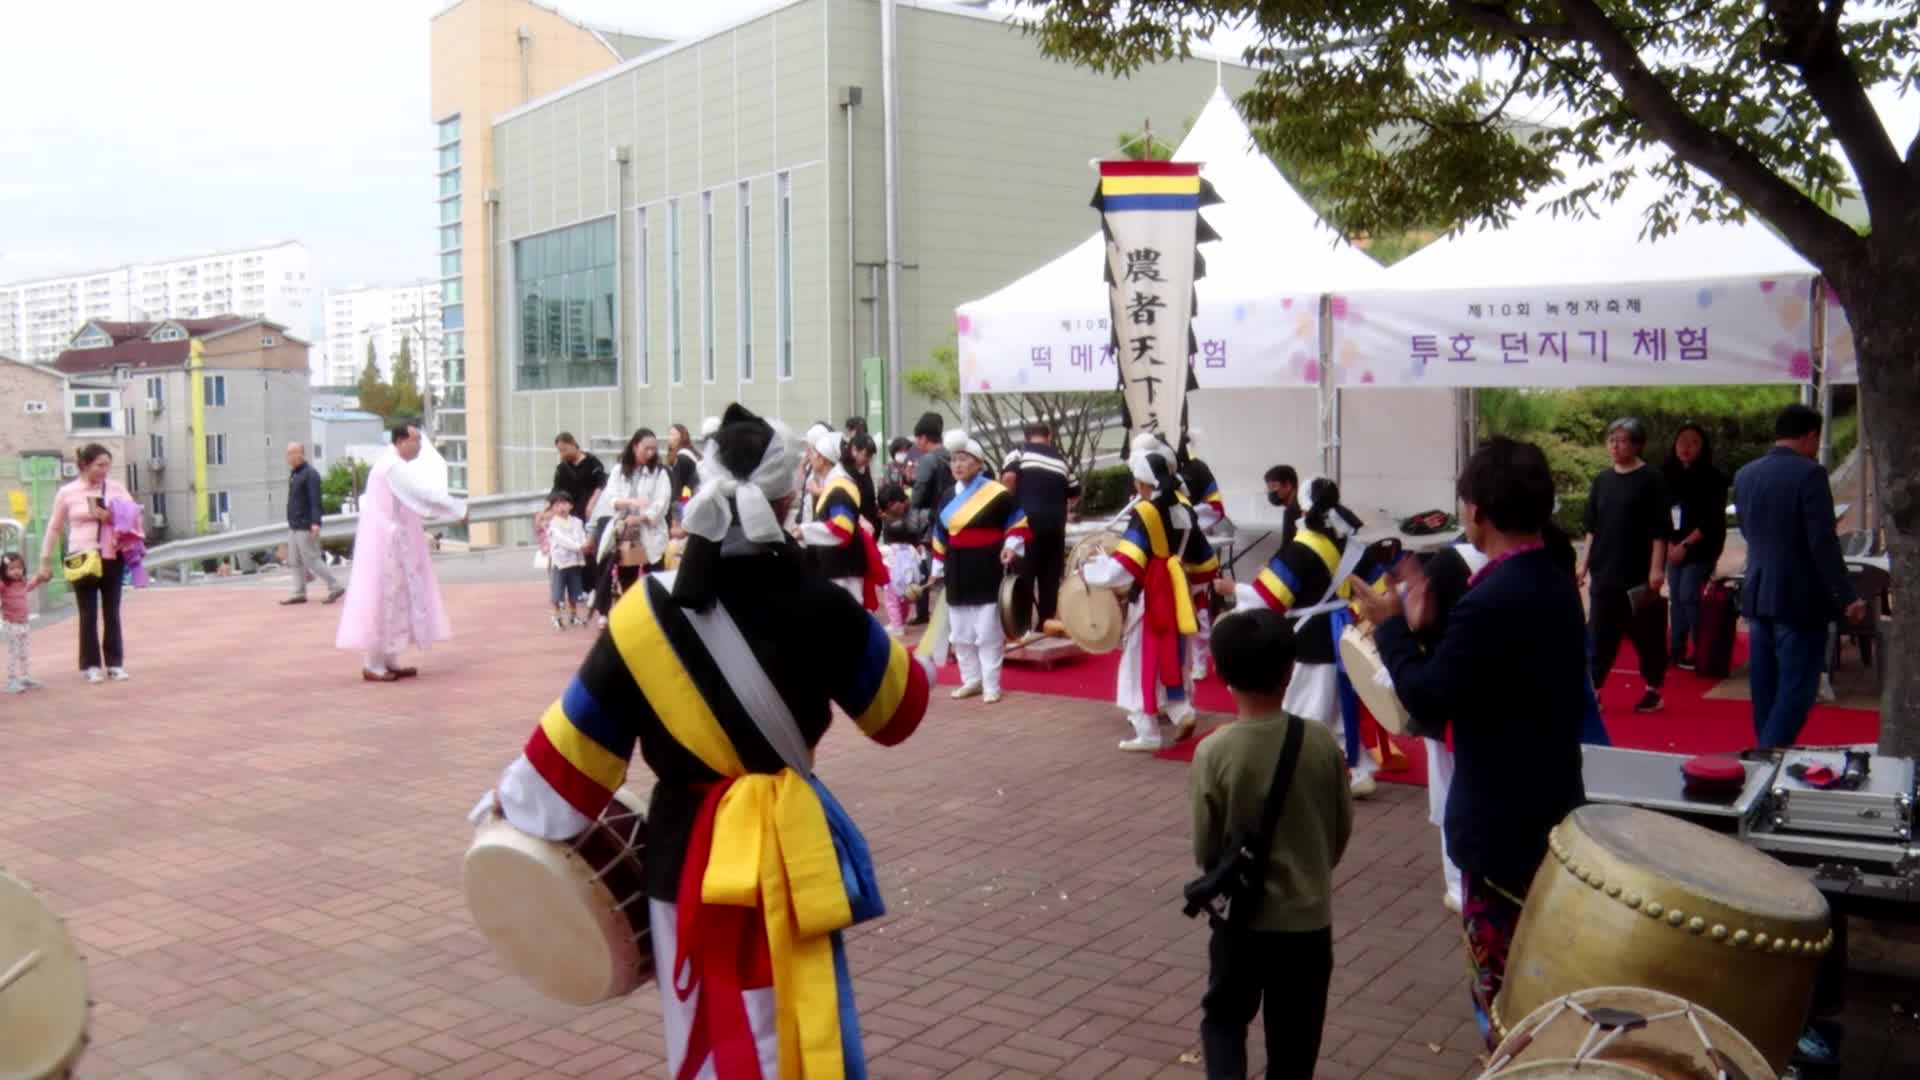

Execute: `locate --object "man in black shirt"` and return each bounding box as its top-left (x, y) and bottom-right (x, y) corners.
top-left (1577, 418), bottom-right (1670, 713)
top-left (1001, 421), bottom-right (1080, 635)
top-left (908, 412), bottom-right (954, 536)
top-left (1264, 464), bottom-right (1301, 548)
top-left (551, 432), bottom-right (608, 523)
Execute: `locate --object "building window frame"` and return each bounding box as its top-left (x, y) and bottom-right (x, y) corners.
top-left (205, 433), bottom-right (228, 466)
top-left (700, 190), bottom-right (715, 384)
top-left (207, 490), bottom-right (231, 526)
top-left (68, 389), bottom-right (115, 432)
top-left (669, 198), bottom-right (684, 385)
top-left (635, 207), bottom-right (650, 386)
top-left (510, 216), bottom-right (620, 392)
top-left (202, 373), bottom-right (227, 407)
top-left (737, 180), bottom-right (753, 382)
top-left (150, 433), bottom-right (164, 459)
top-left (777, 171), bottom-right (794, 381)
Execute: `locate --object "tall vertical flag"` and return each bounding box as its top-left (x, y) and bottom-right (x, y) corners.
top-left (1094, 161), bottom-right (1220, 454)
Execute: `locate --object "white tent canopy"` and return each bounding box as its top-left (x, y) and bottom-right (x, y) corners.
top-left (954, 87), bottom-right (1385, 394)
top-left (1331, 170), bottom-right (1821, 389)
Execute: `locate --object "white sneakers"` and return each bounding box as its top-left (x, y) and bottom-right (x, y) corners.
top-left (1118, 737), bottom-right (1163, 753)
top-left (2, 680), bottom-right (23, 694)
top-left (79, 667), bottom-right (128, 684)
top-left (1349, 771), bottom-right (1378, 798)
top-left (1443, 892), bottom-right (1463, 914)
top-left (108, 667), bottom-right (130, 681)
top-left (951, 683), bottom-right (982, 700)
top-left (982, 689), bottom-right (1003, 705)
top-left (82, 667), bottom-right (104, 684)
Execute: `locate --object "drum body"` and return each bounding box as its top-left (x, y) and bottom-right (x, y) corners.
top-left (1497, 805), bottom-right (1829, 1071)
top-left (1338, 623), bottom-right (1409, 736)
top-left (1486, 986), bottom-right (1775, 1080)
top-left (465, 789), bottom-right (653, 1006)
top-left (0, 872), bottom-right (89, 1080)
top-left (1058, 534), bottom-right (1124, 654)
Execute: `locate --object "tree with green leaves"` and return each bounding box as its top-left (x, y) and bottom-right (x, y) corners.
top-left (907, 340), bottom-right (1120, 489)
top-left (1025, 1), bottom-right (1920, 753)
top-left (357, 342), bottom-right (394, 419)
top-left (390, 335), bottom-right (423, 420)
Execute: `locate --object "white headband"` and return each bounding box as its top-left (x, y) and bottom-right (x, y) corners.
top-left (814, 431), bottom-right (843, 463)
top-left (681, 420), bottom-right (799, 546)
top-left (944, 428), bottom-right (985, 463)
top-left (1129, 439), bottom-right (1173, 487)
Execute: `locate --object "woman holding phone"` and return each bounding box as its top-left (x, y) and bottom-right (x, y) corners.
top-left (36, 443), bottom-right (134, 682)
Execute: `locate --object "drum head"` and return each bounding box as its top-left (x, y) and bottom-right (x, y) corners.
top-left (1059, 576), bottom-right (1123, 654)
top-left (1572, 805), bottom-right (1828, 924)
top-left (465, 790), bottom-right (649, 1007)
top-left (0, 872), bottom-right (89, 1080)
top-left (1494, 986), bottom-right (1776, 1080)
top-left (1338, 625), bottom-right (1409, 736)
top-left (1492, 1065), bottom-right (1651, 1079)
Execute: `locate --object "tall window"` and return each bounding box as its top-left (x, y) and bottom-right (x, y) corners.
top-left (777, 172), bottom-right (794, 379)
top-left (669, 199), bottom-right (684, 384)
top-left (150, 434), bottom-right (164, 459)
top-left (152, 492), bottom-right (167, 522)
top-left (207, 490), bottom-right (231, 524)
top-left (145, 375), bottom-right (163, 401)
top-left (205, 433), bottom-right (228, 465)
top-left (202, 374), bottom-right (226, 407)
top-left (512, 217), bottom-right (619, 390)
top-left (635, 207), bottom-right (650, 386)
top-left (700, 191), bottom-right (716, 383)
top-left (737, 181), bottom-right (753, 381)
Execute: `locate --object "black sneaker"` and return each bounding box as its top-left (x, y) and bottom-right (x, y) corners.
top-left (1633, 690), bottom-right (1664, 713)
top-left (1673, 654), bottom-right (1695, 671)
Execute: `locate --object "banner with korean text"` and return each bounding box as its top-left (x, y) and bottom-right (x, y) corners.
top-left (1093, 161), bottom-right (1220, 443)
top-left (1327, 274), bottom-right (1816, 388)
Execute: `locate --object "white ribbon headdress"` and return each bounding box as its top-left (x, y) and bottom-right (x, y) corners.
top-left (1129, 433), bottom-right (1175, 487)
top-left (943, 428), bottom-right (986, 463)
top-left (681, 419), bottom-right (799, 546)
top-left (814, 430), bottom-right (844, 464)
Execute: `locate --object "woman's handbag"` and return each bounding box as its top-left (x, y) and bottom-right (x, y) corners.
top-left (616, 518), bottom-right (648, 568)
top-left (63, 550), bottom-right (103, 584)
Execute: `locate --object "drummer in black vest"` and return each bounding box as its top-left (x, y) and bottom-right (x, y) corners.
top-left (1000, 421), bottom-right (1079, 638)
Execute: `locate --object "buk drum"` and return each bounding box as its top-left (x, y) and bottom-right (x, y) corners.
top-left (464, 788), bottom-right (653, 1006)
top-left (1058, 534), bottom-right (1125, 654)
top-left (1483, 986), bottom-right (1775, 1080)
top-left (1498, 804), bottom-right (1830, 1071)
top-left (1338, 622), bottom-right (1410, 736)
top-left (0, 871), bottom-right (89, 1080)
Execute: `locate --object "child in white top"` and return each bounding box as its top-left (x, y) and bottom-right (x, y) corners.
top-left (544, 492), bottom-right (588, 630)
top-left (875, 484), bottom-right (921, 638)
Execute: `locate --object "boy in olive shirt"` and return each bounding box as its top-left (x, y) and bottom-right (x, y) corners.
top-left (1191, 609), bottom-right (1353, 1079)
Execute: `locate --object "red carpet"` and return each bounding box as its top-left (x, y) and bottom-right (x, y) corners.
top-left (946, 633), bottom-right (1880, 787)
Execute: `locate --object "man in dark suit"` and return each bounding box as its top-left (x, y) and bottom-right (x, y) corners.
top-left (1733, 404), bottom-right (1865, 749)
top-left (1348, 436), bottom-right (1587, 1051)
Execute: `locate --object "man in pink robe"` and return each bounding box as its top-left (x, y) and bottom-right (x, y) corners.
top-left (335, 422), bottom-right (467, 681)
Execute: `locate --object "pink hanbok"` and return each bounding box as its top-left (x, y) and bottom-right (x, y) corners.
top-left (335, 444), bottom-right (466, 665)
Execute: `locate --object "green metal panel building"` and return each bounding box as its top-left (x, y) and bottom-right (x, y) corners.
top-left (488, 0), bottom-right (1255, 504)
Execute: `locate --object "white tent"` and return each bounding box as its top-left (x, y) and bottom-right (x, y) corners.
top-left (1331, 172), bottom-right (1821, 388)
top-left (954, 88), bottom-right (1464, 559)
top-left (954, 87), bottom-right (1385, 395)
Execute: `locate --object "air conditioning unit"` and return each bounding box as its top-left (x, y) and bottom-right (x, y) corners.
top-left (148, 459), bottom-right (165, 472)
top-left (151, 514), bottom-right (166, 529)
top-left (146, 398), bottom-right (162, 415)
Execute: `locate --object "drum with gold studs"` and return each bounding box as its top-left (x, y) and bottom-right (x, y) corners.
top-left (1497, 804), bottom-right (1829, 1071)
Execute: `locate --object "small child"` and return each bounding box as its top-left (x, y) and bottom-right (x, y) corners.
top-left (875, 483), bottom-right (920, 637)
top-left (1190, 609), bottom-right (1351, 1080)
top-left (544, 492), bottom-right (588, 630)
top-left (3, 553), bottom-right (44, 693)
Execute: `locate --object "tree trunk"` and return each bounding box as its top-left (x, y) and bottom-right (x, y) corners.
top-left (1845, 265), bottom-right (1920, 757)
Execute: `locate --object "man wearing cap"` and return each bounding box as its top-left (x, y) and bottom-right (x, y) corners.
top-left (930, 429), bottom-right (1030, 704)
top-left (1079, 434), bottom-right (1220, 750)
top-left (468, 403), bottom-right (935, 1079)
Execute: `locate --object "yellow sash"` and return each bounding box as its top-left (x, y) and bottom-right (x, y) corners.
top-left (1135, 500), bottom-right (1198, 635)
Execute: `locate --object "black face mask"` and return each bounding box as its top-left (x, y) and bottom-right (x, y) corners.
top-left (1267, 491), bottom-right (1289, 508)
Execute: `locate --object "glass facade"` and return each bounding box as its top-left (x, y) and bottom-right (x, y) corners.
top-left (436, 112), bottom-right (467, 495)
top-left (514, 217), bottom-right (618, 390)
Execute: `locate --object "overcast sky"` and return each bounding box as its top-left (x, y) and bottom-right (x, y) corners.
top-left (1, 1), bottom-right (1912, 303)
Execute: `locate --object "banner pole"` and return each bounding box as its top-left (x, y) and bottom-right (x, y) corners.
top-left (1317, 295), bottom-right (1337, 483)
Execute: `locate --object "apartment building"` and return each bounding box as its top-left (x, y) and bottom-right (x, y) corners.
top-left (436, 0), bottom-right (1253, 546)
top-left (53, 318), bottom-right (312, 538)
top-left (0, 241), bottom-right (311, 366)
top-left (319, 281), bottom-right (445, 388)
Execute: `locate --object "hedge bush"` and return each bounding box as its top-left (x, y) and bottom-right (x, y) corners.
top-left (1080, 464), bottom-right (1134, 517)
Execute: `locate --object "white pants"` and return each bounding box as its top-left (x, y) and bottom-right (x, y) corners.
top-left (1425, 737), bottom-right (1463, 905)
top-left (651, 899), bottom-right (779, 1079)
top-left (1283, 662), bottom-right (1374, 779)
top-left (830, 577), bottom-right (863, 604)
top-left (948, 602), bottom-right (1004, 694)
top-left (5, 621), bottom-right (28, 683)
top-left (1187, 600), bottom-right (1212, 681)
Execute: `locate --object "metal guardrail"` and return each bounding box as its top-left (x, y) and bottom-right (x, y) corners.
top-left (141, 490), bottom-right (549, 577)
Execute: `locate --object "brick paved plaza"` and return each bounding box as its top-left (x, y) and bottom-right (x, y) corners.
top-left (4, 562), bottom-right (1917, 1078)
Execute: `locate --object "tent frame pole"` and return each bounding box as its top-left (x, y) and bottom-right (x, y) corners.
top-left (1317, 295), bottom-right (1338, 484)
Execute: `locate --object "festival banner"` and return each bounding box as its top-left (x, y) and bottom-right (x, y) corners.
top-left (1326, 274), bottom-right (1816, 388)
top-left (1093, 162), bottom-right (1220, 447)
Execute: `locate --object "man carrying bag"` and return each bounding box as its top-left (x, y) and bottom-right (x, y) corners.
top-left (1185, 608), bottom-right (1353, 1079)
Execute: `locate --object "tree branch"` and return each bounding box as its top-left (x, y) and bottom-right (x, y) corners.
top-left (1762, 0), bottom-right (1911, 221)
top-left (1449, 1), bottom-right (1578, 41)
top-left (1553, 0), bottom-right (1865, 272)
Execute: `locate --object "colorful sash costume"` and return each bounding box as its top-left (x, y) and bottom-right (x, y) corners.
top-left (801, 466), bottom-right (889, 611)
top-left (929, 463), bottom-right (1029, 699)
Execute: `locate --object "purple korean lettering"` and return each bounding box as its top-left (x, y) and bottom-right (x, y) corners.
top-left (1202, 339), bottom-right (1229, 369)
top-left (1410, 334), bottom-right (1440, 368)
top-left (1580, 330), bottom-right (1610, 362)
top-left (1676, 326), bottom-right (1708, 361)
top-left (1449, 333), bottom-right (1477, 363)
top-left (1100, 344), bottom-right (1117, 367)
top-left (1633, 328), bottom-right (1668, 362)
top-left (1068, 345), bottom-right (1092, 370)
top-left (1538, 331), bottom-right (1569, 362)
top-left (1032, 346), bottom-right (1054, 370)
top-left (1499, 332), bottom-right (1529, 364)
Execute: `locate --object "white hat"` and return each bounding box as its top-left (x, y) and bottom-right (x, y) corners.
top-left (813, 430), bottom-right (843, 463)
top-left (699, 415), bottom-right (721, 439)
top-left (943, 428), bottom-right (986, 463)
top-left (1129, 436), bottom-right (1174, 487)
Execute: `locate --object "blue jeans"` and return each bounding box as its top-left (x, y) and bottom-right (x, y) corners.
top-left (1748, 616), bottom-right (1826, 749)
top-left (1667, 560), bottom-right (1710, 659)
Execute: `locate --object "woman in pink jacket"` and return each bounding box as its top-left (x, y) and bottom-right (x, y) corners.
top-left (36, 443), bottom-right (134, 683)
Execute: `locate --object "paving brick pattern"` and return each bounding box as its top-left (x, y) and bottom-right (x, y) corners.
top-left (1, 574), bottom-right (1913, 1078)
